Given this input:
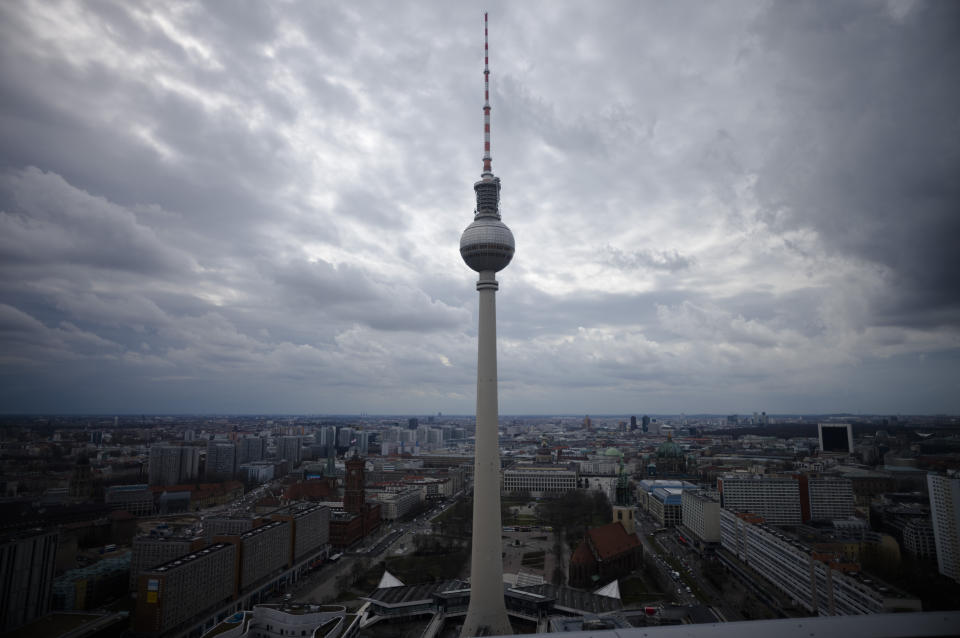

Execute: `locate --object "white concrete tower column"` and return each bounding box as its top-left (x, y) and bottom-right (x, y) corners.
top-left (460, 270), bottom-right (512, 637)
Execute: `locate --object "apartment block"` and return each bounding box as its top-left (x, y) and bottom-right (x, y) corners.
top-left (0, 528), bottom-right (58, 632)
top-left (148, 445), bottom-right (200, 487)
top-left (270, 503), bottom-right (330, 564)
top-left (928, 472), bottom-right (960, 582)
top-left (720, 509), bottom-right (919, 615)
top-left (805, 476), bottom-right (855, 521)
top-left (134, 543), bottom-right (236, 636)
top-left (903, 518), bottom-right (937, 560)
top-left (681, 489), bottom-right (721, 544)
top-left (203, 515), bottom-right (260, 544)
top-left (217, 520), bottom-right (291, 592)
top-left (129, 534), bottom-right (206, 591)
top-left (718, 475), bottom-right (802, 524)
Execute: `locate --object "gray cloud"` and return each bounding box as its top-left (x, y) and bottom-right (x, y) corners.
top-left (0, 0), bottom-right (957, 414)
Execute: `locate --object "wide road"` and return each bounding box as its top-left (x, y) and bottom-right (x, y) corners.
top-left (293, 499), bottom-right (459, 604)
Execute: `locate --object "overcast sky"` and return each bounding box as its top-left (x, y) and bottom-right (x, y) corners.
top-left (1, 1), bottom-right (957, 416)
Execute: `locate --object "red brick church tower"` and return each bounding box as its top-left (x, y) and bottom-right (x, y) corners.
top-left (344, 456), bottom-right (365, 514)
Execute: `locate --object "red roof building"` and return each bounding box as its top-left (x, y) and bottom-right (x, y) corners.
top-left (569, 521), bottom-right (642, 589)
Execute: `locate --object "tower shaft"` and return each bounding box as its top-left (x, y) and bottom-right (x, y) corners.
top-left (461, 271), bottom-right (511, 637)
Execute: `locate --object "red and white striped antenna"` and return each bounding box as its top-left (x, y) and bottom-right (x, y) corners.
top-left (482, 11), bottom-right (493, 177)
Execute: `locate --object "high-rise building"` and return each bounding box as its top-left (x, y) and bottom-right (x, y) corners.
top-left (129, 534), bottom-right (205, 591)
top-left (148, 445), bottom-right (200, 487)
top-left (928, 472), bottom-right (960, 583)
top-left (271, 503), bottom-right (330, 565)
top-left (458, 13), bottom-right (514, 636)
top-left (206, 441), bottom-right (236, 482)
top-left (336, 427), bottom-right (354, 449)
top-left (642, 415), bottom-right (650, 433)
top-left (357, 431), bottom-right (370, 456)
top-left (237, 436), bottom-right (265, 465)
top-left (278, 436), bottom-right (302, 467)
top-left (717, 475), bottom-right (802, 525)
top-left (681, 489), bottom-right (721, 546)
top-left (804, 475), bottom-right (855, 521)
top-left (630, 415), bottom-right (637, 431)
top-left (718, 473), bottom-right (853, 525)
top-left (0, 528), bottom-right (58, 632)
top-left (134, 543), bottom-right (236, 636)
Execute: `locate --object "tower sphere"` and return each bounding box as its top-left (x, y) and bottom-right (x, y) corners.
top-left (460, 216), bottom-right (514, 272)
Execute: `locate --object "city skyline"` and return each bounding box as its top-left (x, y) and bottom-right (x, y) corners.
top-left (1, 2), bottom-right (958, 416)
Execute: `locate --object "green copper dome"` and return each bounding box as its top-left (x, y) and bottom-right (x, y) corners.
top-left (656, 439), bottom-right (682, 458)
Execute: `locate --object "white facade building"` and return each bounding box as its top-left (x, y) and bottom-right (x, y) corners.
top-left (681, 490), bottom-right (721, 544)
top-left (501, 466), bottom-right (577, 497)
top-left (718, 475), bottom-right (802, 525)
top-left (928, 472), bottom-right (960, 583)
top-left (720, 509), bottom-right (919, 615)
top-left (807, 476), bottom-right (855, 520)
top-left (372, 487), bottom-right (422, 521)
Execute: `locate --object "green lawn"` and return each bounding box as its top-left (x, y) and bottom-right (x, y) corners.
top-left (619, 575), bottom-right (651, 605)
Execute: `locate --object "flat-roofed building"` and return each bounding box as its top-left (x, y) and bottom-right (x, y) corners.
top-left (805, 476), bottom-right (855, 521)
top-left (903, 518), bottom-right (937, 560)
top-left (134, 542), bottom-right (237, 637)
top-left (501, 465), bottom-right (577, 498)
top-left (217, 520), bottom-right (292, 593)
top-left (104, 484), bottom-right (154, 517)
top-left (203, 515), bottom-right (260, 544)
top-left (681, 489), bottom-right (721, 547)
top-left (371, 487), bottom-right (422, 521)
top-left (928, 472), bottom-right (960, 583)
top-left (718, 475), bottom-right (802, 525)
top-left (719, 509), bottom-right (919, 615)
top-left (129, 534), bottom-right (206, 591)
top-left (270, 503), bottom-right (330, 564)
top-left (0, 528), bottom-right (58, 632)
top-left (637, 479), bottom-right (698, 527)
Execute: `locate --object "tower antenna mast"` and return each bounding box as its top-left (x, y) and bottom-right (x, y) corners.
top-left (482, 11), bottom-right (492, 176)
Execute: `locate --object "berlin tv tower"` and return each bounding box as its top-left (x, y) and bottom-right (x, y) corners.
top-left (458, 12), bottom-right (515, 638)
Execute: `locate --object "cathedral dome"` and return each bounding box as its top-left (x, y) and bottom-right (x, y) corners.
top-left (656, 439), bottom-right (682, 458)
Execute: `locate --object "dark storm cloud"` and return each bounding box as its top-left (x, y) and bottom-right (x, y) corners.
top-left (0, 168), bottom-right (193, 275)
top-left (750, 0), bottom-right (960, 326)
top-left (0, 0), bottom-right (957, 414)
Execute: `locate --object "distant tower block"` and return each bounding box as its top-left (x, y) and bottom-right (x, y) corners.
top-left (458, 12), bottom-right (513, 638)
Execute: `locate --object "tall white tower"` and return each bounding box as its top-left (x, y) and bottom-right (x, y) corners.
top-left (458, 12), bottom-right (514, 638)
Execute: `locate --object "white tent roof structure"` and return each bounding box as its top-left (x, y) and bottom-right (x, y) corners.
top-left (594, 579), bottom-right (621, 599)
top-left (377, 570), bottom-right (404, 588)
